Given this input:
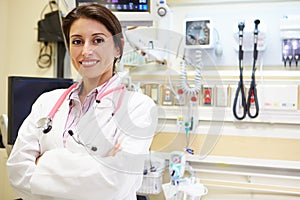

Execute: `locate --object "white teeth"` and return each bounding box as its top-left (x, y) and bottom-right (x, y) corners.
top-left (81, 61), bottom-right (97, 66)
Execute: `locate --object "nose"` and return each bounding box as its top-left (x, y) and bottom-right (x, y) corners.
top-left (82, 42), bottom-right (94, 57)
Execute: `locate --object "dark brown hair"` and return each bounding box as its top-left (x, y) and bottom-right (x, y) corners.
top-left (62, 4), bottom-right (124, 71)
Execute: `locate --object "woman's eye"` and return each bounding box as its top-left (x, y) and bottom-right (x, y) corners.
top-left (94, 38), bottom-right (105, 44)
top-left (71, 39), bottom-right (82, 45)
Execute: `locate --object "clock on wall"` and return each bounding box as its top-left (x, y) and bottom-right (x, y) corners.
top-left (185, 18), bottom-right (213, 48)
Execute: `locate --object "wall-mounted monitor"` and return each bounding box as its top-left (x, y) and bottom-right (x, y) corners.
top-left (7, 76), bottom-right (73, 145)
top-left (76, 0), bottom-right (154, 26)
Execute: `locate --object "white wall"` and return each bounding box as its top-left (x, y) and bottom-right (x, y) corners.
top-left (0, 0), bottom-right (58, 115)
top-left (1, 0), bottom-right (299, 115)
top-left (6, 0), bottom-right (48, 76)
top-left (0, 1), bottom-right (55, 199)
top-left (0, 149), bottom-right (18, 200)
top-left (167, 0), bottom-right (300, 67)
top-left (0, 9), bottom-right (9, 198)
top-left (0, 0), bottom-right (300, 199)
top-left (0, 0), bottom-right (9, 116)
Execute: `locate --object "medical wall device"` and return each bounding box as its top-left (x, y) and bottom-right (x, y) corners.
top-left (280, 15), bottom-right (300, 67)
top-left (169, 151), bottom-right (186, 183)
top-left (233, 19), bottom-right (260, 120)
top-left (38, 10), bottom-right (64, 43)
top-left (184, 17), bottom-right (214, 49)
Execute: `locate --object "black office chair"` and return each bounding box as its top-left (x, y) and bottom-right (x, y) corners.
top-left (15, 196), bottom-right (148, 200)
top-left (137, 194), bottom-right (150, 200)
top-left (14, 194), bottom-right (148, 200)
top-left (0, 134), bottom-right (4, 148)
top-left (0, 114), bottom-right (11, 156)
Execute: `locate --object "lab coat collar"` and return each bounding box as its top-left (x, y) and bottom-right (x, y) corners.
top-left (68, 74), bottom-right (122, 102)
top-left (93, 75), bottom-right (124, 108)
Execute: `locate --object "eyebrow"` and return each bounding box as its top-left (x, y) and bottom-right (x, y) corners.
top-left (70, 33), bottom-right (108, 38)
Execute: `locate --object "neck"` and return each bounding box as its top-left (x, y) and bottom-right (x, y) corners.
top-left (80, 74), bottom-right (113, 100)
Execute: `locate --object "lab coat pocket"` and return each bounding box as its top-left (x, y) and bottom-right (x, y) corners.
top-left (76, 104), bottom-right (118, 158)
top-left (94, 99), bottom-right (121, 144)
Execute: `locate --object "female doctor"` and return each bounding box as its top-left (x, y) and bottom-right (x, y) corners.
top-left (7, 4), bottom-right (157, 200)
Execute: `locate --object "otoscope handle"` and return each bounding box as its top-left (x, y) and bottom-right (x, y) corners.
top-left (253, 19), bottom-right (260, 61)
top-left (238, 21), bottom-right (245, 61)
top-left (254, 19), bottom-right (260, 35)
top-left (253, 43), bottom-right (258, 61)
top-left (238, 22), bottom-right (245, 45)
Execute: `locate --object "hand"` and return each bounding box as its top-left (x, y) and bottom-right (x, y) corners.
top-left (35, 154), bottom-right (43, 165)
top-left (106, 143), bottom-right (121, 157)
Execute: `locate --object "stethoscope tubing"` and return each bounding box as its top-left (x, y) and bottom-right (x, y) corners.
top-left (96, 84), bottom-right (126, 116)
top-left (48, 83), bottom-right (78, 119)
top-left (41, 81), bottom-right (125, 134)
top-left (41, 83), bottom-right (78, 133)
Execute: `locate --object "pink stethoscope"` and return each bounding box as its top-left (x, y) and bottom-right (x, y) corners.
top-left (36, 82), bottom-right (126, 134)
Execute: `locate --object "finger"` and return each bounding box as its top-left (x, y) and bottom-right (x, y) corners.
top-left (107, 143), bottom-right (122, 157)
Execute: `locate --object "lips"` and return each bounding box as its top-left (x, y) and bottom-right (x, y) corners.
top-left (79, 60), bottom-right (99, 67)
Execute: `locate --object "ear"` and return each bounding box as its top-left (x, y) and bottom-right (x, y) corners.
top-left (115, 38), bottom-right (124, 59)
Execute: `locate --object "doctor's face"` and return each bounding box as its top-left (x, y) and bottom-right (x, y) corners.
top-left (69, 18), bottom-right (120, 83)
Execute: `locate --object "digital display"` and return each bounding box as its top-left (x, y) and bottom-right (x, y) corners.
top-left (76, 0), bottom-right (150, 12)
top-left (7, 77), bottom-right (73, 145)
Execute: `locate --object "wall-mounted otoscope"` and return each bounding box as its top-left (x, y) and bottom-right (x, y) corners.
top-left (233, 21), bottom-right (247, 120)
top-left (233, 19), bottom-right (261, 120)
top-left (247, 19), bottom-right (260, 119)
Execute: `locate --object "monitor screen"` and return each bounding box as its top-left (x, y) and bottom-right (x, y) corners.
top-left (77, 0), bottom-right (150, 12)
top-left (75, 0), bottom-right (153, 25)
top-left (7, 76), bottom-right (73, 145)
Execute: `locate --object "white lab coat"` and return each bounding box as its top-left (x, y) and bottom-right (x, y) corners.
top-left (7, 77), bottom-right (158, 200)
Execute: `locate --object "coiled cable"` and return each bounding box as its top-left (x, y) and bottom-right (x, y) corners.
top-left (233, 22), bottom-right (247, 120)
top-left (36, 42), bottom-right (53, 69)
top-left (180, 50), bottom-right (201, 96)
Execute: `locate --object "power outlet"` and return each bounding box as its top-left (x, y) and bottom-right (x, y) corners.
top-left (202, 86), bottom-right (214, 106)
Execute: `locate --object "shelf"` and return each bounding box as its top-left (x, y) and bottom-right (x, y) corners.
top-left (158, 106), bottom-right (300, 125)
top-left (152, 152), bottom-right (300, 195)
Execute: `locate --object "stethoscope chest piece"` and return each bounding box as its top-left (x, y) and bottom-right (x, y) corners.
top-left (36, 83), bottom-right (78, 134)
top-left (36, 117), bottom-right (53, 134)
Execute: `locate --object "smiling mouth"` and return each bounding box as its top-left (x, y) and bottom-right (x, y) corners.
top-left (79, 60), bottom-right (99, 67)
